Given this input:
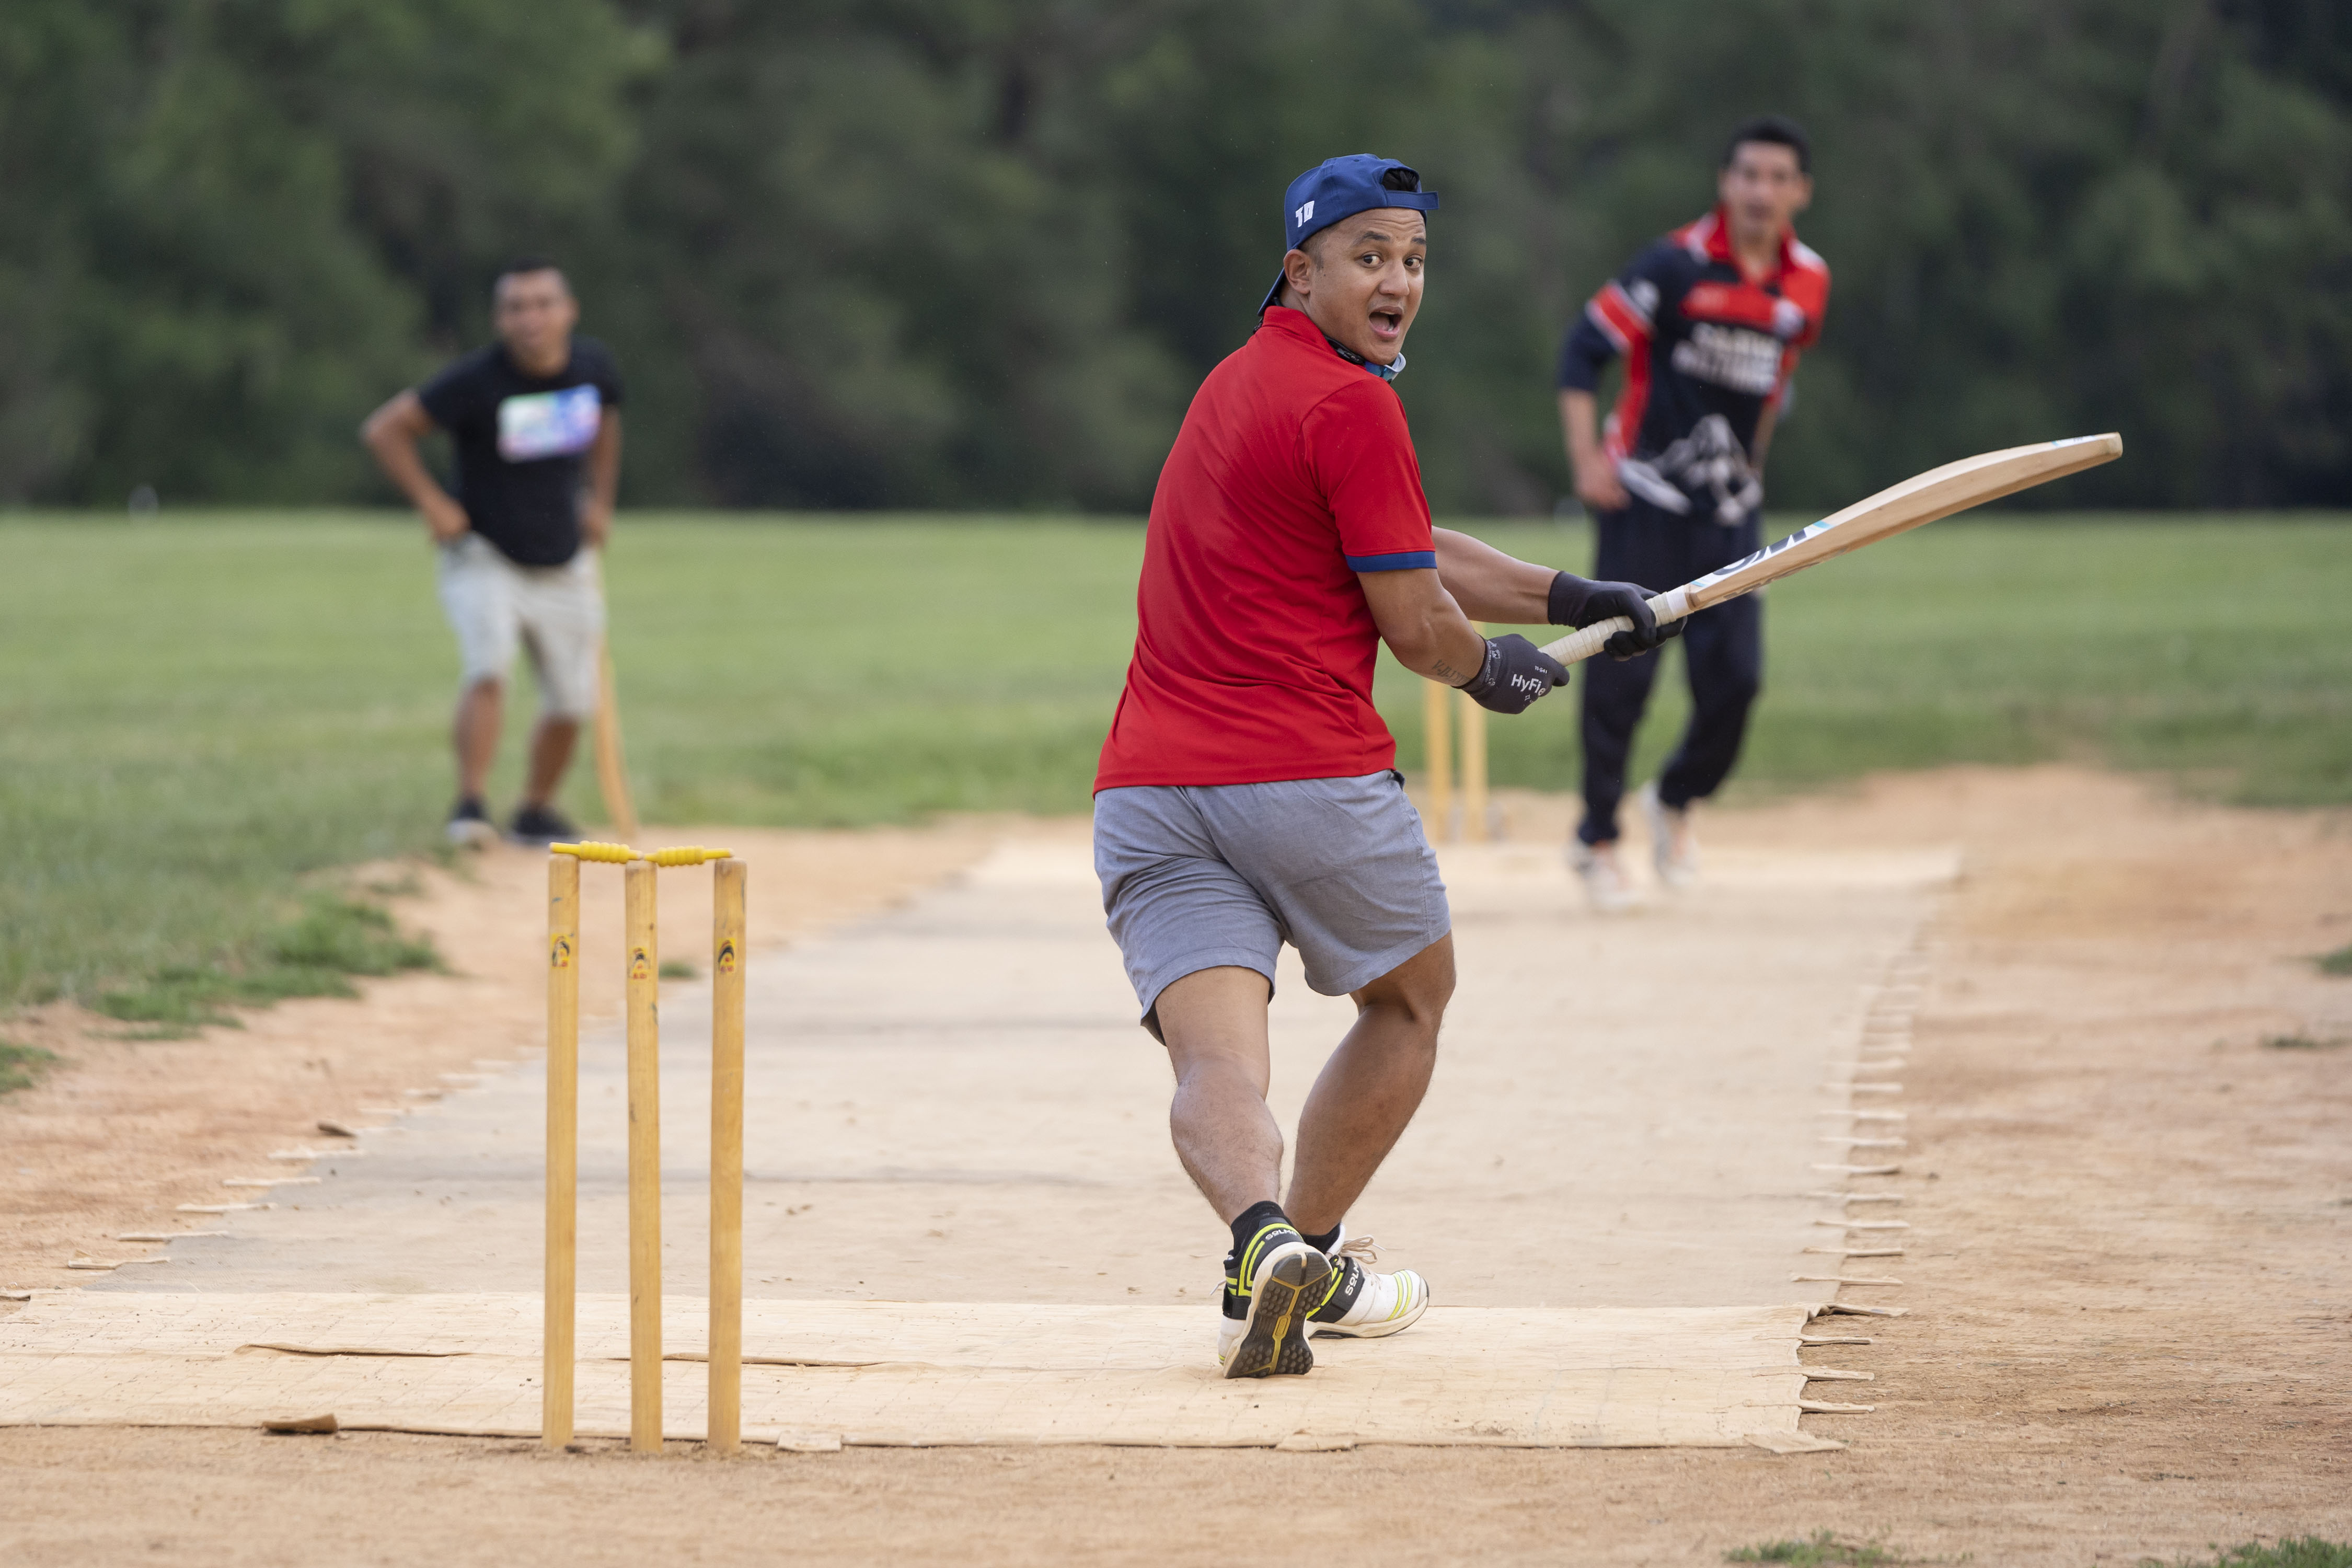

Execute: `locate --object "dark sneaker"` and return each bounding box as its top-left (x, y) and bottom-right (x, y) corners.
top-left (1306, 1227), bottom-right (1431, 1339)
top-left (446, 796), bottom-right (498, 850)
top-left (1215, 1221), bottom-right (1327, 1379)
top-left (509, 802), bottom-right (580, 846)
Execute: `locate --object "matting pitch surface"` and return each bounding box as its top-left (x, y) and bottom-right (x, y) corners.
top-left (6, 834), bottom-right (1950, 1446)
top-left (0, 1293), bottom-right (1827, 1449)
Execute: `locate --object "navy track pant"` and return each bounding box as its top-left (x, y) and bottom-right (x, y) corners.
top-left (1577, 498), bottom-right (1764, 846)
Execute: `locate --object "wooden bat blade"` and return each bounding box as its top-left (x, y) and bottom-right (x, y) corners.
top-left (1540, 432), bottom-right (2121, 665)
top-left (1690, 431), bottom-right (2125, 607)
top-left (593, 640), bottom-right (642, 844)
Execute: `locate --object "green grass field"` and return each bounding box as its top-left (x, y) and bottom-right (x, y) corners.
top-left (2, 510), bottom-right (2346, 1013)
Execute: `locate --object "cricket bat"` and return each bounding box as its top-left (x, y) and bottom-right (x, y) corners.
top-left (593, 640), bottom-right (641, 845)
top-left (1540, 433), bottom-right (2124, 665)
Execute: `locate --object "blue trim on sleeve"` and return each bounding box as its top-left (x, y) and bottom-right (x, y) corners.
top-left (1345, 550), bottom-right (1438, 573)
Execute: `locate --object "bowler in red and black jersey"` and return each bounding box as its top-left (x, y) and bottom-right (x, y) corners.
top-left (1555, 116), bottom-right (1830, 908)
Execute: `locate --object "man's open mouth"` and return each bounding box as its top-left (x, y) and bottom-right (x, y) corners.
top-left (1370, 309), bottom-right (1404, 339)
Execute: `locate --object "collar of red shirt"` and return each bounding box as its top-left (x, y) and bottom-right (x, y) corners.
top-left (1688, 204), bottom-right (1804, 284)
top-left (1259, 305), bottom-right (1407, 382)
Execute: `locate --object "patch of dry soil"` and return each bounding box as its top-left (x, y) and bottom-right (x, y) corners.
top-left (4, 768), bottom-right (2349, 1567)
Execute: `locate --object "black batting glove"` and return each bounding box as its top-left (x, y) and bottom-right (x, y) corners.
top-left (1458, 633), bottom-right (1570, 715)
top-left (1547, 571), bottom-right (1684, 661)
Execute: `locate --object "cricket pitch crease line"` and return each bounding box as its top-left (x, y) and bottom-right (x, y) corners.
top-left (231, 1345), bottom-right (1855, 1378)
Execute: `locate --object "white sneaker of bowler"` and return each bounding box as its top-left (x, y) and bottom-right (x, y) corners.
top-left (1310, 1230), bottom-right (1432, 1339)
top-left (445, 810), bottom-right (497, 851)
top-left (1569, 839), bottom-right (1637, 914)
top-left (1637, 780), bottom-right (1700, 890)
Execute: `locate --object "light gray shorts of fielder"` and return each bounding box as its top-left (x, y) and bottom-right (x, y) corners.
top-left (435, 532), bottom-right (605, 719)
top-left (1093, 769), bottom-right (1450, 1031)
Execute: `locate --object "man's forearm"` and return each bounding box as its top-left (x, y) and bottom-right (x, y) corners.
top-left (1559, 389), bottom-right (1605, 479)
top-left (1388, 607), bottom-right (1487, 687)
top-left (1751, 399), bottom-right (1779, 471)
top-left (1432, 528), bottom-right (1555, 624)
top-left (366, 429), bottom-right (453, 515)
top-left (1360, 569), bottom-right (1488, 686)
top-left (587, 413), bottom-right (622, 512)
top-left (578, 413), bottom-right (622, 546)
top-left (360, 391), bottom-right (456, 516)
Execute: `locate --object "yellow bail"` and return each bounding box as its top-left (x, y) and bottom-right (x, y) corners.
top-left (550, 842), bottom-right (734, 867)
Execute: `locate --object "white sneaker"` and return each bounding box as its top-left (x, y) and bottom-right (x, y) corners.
top-left (1636, 781), bottom-right (1699, 889)
top-left (1570, 839), bottom-right (1636, 913)
top-left (1305, 1230), bottom-right (1431, 1340)
top-left (444, 797), bottom-right (498, 850)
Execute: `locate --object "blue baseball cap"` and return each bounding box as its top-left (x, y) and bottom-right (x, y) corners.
top-left (1260, 155), bottom-right (1440, 313)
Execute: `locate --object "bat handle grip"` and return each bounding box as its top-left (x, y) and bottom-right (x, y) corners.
top-left (1536, 588), bottom-right (1689, 666)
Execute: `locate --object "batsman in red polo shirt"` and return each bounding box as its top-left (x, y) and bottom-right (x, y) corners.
top-left (1093, 155), bottom-right (1676, 1379)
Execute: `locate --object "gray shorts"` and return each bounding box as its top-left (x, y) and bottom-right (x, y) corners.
top-left (1093, 771), bottom-right (1450, 1027)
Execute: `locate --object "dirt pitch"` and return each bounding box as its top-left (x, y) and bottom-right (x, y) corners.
top-left (4, 766), bottom-right (2348, 1567)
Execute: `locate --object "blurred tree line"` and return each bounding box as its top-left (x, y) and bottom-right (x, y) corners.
top-left (3, 0), bottom-right (2347, 514)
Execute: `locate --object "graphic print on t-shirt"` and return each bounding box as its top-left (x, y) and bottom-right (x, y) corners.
top-left (1668, 322), bottom-right (1781, 397)
top-left (497, 385), bottom-right (603, 463)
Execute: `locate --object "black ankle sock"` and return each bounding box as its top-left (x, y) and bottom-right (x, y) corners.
top-left (1228, 1200), bottom-right (1292, 1263)
top-left (1300, 1224), bottom-right (1340, 1254)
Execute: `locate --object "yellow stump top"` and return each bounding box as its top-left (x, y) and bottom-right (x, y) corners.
top-left (550, 843), bottom-right (735, 866)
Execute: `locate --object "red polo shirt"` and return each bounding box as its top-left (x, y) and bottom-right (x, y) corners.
top-left (1094, 306), bottom-right (1436, 791)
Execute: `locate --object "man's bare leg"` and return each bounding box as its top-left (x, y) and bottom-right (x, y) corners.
top-left (1285, 935), bottom-right (1453, 1237)
top-left (1159, 963), bottom-right (1338, 1378)
top-left (454, 677), bottom-right (503, 799)
top-left (1155, 965), bottom-right (1278, 1223)
top-left (522, 716), bottom-right (581, 809)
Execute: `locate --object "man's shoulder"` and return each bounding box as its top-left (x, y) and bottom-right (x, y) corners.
top-left (1623, 232), bottom-right (1708, 291)
top-left (1301, 365), bottom-right (1404, 428)
top-left (1783, 235), bottom-right (1830, 291)
top-left (1665, 209), bottom-right (1728, 260)
top-left (417, 344), bottom-right (504, 420)
top-left (428, 343), bottom-right (503, 384)
top-left (1201, 315), bottom-right (1364, 419)
top-left (568, 336), bottom-right (621, 375)
top-left (1602, 236), bottom-right (1704, 329)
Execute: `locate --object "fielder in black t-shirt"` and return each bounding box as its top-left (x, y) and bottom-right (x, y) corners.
top-left (416, 336), bottom-right (625, 567)
top-left (362, 260), bottom-right (625, 846)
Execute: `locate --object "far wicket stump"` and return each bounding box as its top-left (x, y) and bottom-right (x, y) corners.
top-left (544, 841), bottom-right (746, 1454)
top-left (1421, 627), bottom-right (1493, 844)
